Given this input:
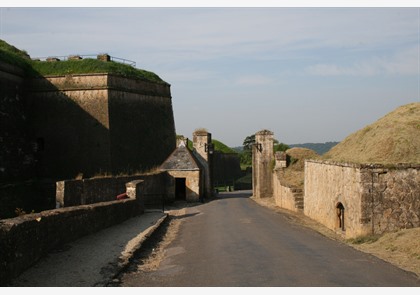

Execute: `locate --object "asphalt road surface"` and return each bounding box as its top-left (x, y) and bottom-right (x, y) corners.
top-left (117, 191), bottom-right (420, 287)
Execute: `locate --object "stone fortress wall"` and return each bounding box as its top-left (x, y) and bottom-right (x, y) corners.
top-left (0, 61), bottom-right (36, 182)
top-left (304, 160), bottom-right (419, 238)
top-left (0, 44), bottom-right (235, 284)
top-left (0, 54), bottom-right (176, 219)
top-left (253, 130), bottom-right (420, 239)
top-left (28, 72), bottom-right (176, 180)
top-left (0, 61), bottom-right (52, 219)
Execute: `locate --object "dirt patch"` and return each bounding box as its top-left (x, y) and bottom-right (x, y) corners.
top-left (116, 201), bottom-right (197, 279)
top-left (135, 208), bottom-right (185, 272)
top-left (252, 196), bottom-right (420, 278)
top-left (350, 228), bottom-right (420, 277)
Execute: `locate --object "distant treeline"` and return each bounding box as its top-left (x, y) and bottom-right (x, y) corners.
top-left (232, 141), bottom-right (339, 155)
top-left (288, 142), bottom-right (339, 155)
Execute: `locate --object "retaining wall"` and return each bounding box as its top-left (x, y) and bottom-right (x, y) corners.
top-left (304, 160), bottom-right (420, 238)
top-left (0, 180), bottom-right (144, 286)
top-left (56, 171), bottom-right (172, 207)
top-left (363, 165), bottom-right (420, 234)
top-left (272, 170), bottom-right (303, 213)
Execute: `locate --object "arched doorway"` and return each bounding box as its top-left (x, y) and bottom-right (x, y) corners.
top-left (336, 202), bottom-right (345, 231)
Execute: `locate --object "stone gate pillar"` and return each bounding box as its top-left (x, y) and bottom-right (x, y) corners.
top-left (252, 129), bottom-right (274, 198)
top-left (193, 129), bottom-right (213, 198)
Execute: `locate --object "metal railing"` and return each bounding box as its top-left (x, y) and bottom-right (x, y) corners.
top-left (109, 56), bottom-right (136, 67)
top-left (31, 54), bottom-right (136, 67)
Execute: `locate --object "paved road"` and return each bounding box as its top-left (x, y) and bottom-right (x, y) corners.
top-left (118, 191), bottom-right (420, 287)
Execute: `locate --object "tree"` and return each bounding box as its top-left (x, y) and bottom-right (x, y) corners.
top-left (240, 134), bottom-right (255, 166)
top-left (274, 142), bottom-right (289, 152)
top-left (242, 134), bottom-right (255, 151)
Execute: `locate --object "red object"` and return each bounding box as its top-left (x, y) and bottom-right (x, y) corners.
top-left (116, 193), bottom-right (129, 200)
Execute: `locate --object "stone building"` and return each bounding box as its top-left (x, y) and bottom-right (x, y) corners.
top-left (160, 131), bottom-right (214, 202)
top-left (160, 140), bottom-right (203, 202)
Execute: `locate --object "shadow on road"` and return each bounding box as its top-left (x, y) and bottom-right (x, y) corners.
top-left (215, 190), bottom-right (253, 199)
top-left (171, 212), bottom-right (201, 220)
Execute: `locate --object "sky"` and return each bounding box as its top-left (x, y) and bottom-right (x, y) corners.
top-left (1, 1), bottom-right (419, 147)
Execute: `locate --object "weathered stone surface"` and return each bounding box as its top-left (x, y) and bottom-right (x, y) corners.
top-left (253, 130), bottom-right (274, 198)
top-left (0, 198), bottom-right (143, 285)
top-left (273, 170), bottom-right (303, 212)
top-left (305, 160), bottom-right (373, 238)
top-left (56, 172), bottom-right (169, 207)
top-left (26, 73), bottom-right (176, 179)
top-left (0, 62), bottom-right (36, 183)
top-left (304, 160), bottom-right (419, 238)
top-left (192, 130), bottom-right (212, 198)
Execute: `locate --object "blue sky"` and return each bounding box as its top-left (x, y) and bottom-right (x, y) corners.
top-left (1, 2), bottom-right (419, 147)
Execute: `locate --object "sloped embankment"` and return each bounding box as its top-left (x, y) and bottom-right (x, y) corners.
top-left (323, 102), bottom-right (420, 164)
top-left (281, 147), bottom-right (319, 188)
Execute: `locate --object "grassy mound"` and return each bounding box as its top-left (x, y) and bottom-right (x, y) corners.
top-left (281, 147), bottom-right (319, 188)
top-left (0, 39), bottom-right (165, 84)
top-left (30, 58), bottom-right (166, 84)
top-left (212, 139), bottom-right (238, 154)
top-left (0, 39), bottom-right (34, 73)
top-left (323, 102), bottom-right (420, 164)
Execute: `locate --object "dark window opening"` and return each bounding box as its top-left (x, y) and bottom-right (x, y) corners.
top-left (175, 178), bottom-right (186, 200)
top-left (336, 202), bottom-right (345, 231)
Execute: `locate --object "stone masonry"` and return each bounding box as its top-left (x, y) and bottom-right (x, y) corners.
top-left (28, 73), bottom-right (176, 179)
top-left (193, 130), bottom-right (213, 198)
top-left (251, 129), bottom-right (420, 238)
top-left (304, 160), bottom-right (420, 238)
top-left (252, 129), bottom-right (274, 198)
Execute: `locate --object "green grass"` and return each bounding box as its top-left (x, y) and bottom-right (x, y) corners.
top-left (0, 39), bottom-right (166, 84)
top-left (0, 39), bottom-right (34, 74)
top-left (212, 139), bottom-right (238, 154)
top-left (348, 234), bottom-right (381, 245)
top-left (29, 58), bottom-right (166, 83)
top-left (240, 163), bottom-right (251, 170)
top-left (179, 136), bottom-right (239, 155)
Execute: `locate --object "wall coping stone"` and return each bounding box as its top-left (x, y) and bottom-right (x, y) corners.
top-left (305, 159), bottom-right (420, 170)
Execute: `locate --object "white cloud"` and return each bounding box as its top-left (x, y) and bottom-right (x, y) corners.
top-left (2, 7), bottom-right (418, 146)
top-left (306, 47), bottom-right (419, 77)
top-left (4, 8), bottom-right (418, 65)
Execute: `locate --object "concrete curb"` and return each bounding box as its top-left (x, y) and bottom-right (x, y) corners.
top-left (107, 213), bottom-right (169, 284)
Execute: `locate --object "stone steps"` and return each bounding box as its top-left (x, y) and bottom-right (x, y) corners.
top-left (294, 192), bottom-right (304, 210)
